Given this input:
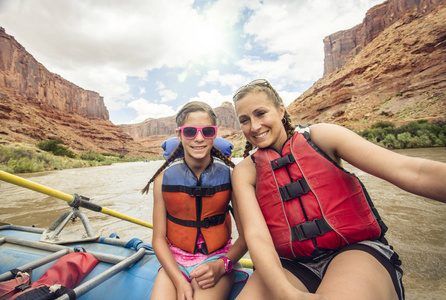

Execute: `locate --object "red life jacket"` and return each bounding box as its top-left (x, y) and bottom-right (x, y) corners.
top-left (162, 157), bottom-right (232, 254)
top-left (252, 128), bottom-right (387, 260)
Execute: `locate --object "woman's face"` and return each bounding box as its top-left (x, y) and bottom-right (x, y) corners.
top-left (177, 111), bottom-right (215, 162)
top-left (235, 91), bottom-right (287, 151)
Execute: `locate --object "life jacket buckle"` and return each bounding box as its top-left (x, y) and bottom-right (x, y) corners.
top-left (291, 218), bottom-right (333, 241)
top-left (271, 154), bottom-right (295, 170)
top-left (191, 186), bottom-right (204, 197)
top-left (203, 214), bottom-right (225, 228)
top-left (279, 178), bottom-right (311, 202)
top-left (15, 283), bottom-right (32, 292)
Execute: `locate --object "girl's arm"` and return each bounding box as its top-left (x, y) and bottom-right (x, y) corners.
top-left (190, 190), bottom-right (248, 289)
top-left (152, 173), bottom-right (193, 300)
top-left (310, 123), bottom-right (446, 203)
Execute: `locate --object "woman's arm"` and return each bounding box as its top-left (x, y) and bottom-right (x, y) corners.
top-left (152, 173), bottom-right (193, 299)
top-left (310, 123), bottom-right (446, 203)
top-left (232, 157), bottom-right (302, 296)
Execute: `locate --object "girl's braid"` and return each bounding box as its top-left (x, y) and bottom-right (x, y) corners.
top-left (211, 146), bottom-right (235, 168)
top-left (141, 143), bottom-right (184, 194)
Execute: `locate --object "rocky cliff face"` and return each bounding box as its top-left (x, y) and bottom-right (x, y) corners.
top-left (0, 28), bottom-right (156, 158)
top-left (288, 0), bottom-right (446, 129)
top-left (323, 0), bottom-right (444, 75)
top-left (0, 27), bottom-right (109, 120)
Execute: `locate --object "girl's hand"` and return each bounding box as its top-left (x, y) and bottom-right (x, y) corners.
top-left (189, 260), bottom-right (225, 289)
top-left (176, 280), bottom-right (194, 300)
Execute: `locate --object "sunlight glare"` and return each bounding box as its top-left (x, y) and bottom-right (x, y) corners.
top-left (192, 24), bottom-right (226, 62)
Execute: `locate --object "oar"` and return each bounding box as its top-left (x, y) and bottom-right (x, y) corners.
top-left (0, 170), bottom-right (254, 268)
top-left (0, 170), bottom-right (153, 229)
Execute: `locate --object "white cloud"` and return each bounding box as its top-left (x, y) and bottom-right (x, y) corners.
top-left (127, 99), bottom-right (176, 123)
top-left (189, 89), bottom-right (231, 109)
top-left (279, 90), bottom-right (302, 107)
top-left (199, 71), bottom-right (248, 92)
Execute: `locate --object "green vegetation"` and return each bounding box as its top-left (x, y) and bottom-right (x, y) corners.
top-left (356, 120), bottom-right (446, 149)
top-left (0, 141), bottom-right (144, 174)
top-left (37, 139), bottom-right (76, 158)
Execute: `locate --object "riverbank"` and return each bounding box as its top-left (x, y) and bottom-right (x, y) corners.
top-left (2, 120), bottom-right (445, 174)
top-left (0, 143), bottom-right (157, 174)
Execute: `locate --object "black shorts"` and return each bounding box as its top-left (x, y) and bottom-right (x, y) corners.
top-left (280, 240), bottom-right (405, 300)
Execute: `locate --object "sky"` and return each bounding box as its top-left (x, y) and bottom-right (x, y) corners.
top-left (0, 0), bottom-right (384, 125)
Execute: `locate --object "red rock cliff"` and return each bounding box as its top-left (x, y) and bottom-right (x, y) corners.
top-left (288, 0), bottom-right (446, 129)
top-left (0, 28), bottom-right (156, 158)
top-left (323, 0), bottom-right (444, 75)
top-left (0, 27), bottom-right (109, 120)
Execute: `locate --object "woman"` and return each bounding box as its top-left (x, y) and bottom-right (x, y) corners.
top-left (142, 101), bottom-right (248, 300)
top-left (231, 79), bottom-right (446, 300)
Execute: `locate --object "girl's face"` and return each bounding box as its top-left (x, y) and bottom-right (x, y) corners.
top-left (177, 111), bottom-right (215, 162)
top-left (235, 91), bottom-right (287, 151)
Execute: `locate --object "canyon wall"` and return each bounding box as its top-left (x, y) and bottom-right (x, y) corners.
top-left (0, 28), bottom-right (156, 158)
top-left (288, 0), bottom-right (446, 129)
top-left (323, 0), bottom-right (444, 75)
top-left (0, 27), bottom-right (109, 120)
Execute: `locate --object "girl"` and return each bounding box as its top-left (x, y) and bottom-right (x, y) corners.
top-left (231, 79), bottom-right (446, 300)
top-left (142, 101), bottom-right (248, 300)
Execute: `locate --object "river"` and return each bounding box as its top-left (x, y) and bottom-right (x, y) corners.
top-left (0, 148), bottom-right (445, 300)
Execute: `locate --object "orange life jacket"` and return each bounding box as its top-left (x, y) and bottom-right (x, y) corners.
top-left (252, 127), bottom-right (387, 260)
top-left (162, 157), bottom-right (232, 254)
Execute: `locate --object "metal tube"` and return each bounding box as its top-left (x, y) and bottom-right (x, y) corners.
top-left (75, 210), bottom-right (96, 237)
top-left (49, 211), bottom-right (74, 239)
top-left (0, 235), bottom-right (127, 264)
top-left (0, 249), bottom-right (70, 281)
top-left (56, 248), bottom-right (146, 300)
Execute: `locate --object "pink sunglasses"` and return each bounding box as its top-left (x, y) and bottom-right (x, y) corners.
top-left (178, 126), bottom-right (218, 139)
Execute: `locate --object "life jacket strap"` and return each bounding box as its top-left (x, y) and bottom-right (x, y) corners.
top-left (279, 179), bottom-right (311, 201)
top-left (167, 211), bottom-right (228, 228)
top-left (163, 183), bottom-right (231, 197)
top-left (291, 218), bottom-right (333, 241)
top-left (270, 154), bottom-right (295, 170)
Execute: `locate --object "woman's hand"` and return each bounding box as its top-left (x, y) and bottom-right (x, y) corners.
top-left (189, 259), bottom-right (225, 289)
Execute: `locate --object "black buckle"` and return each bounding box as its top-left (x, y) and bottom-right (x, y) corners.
top-left (291, 218), bottom-right (332, 242)
top-left (271, 154), bottom-right (295, 170)
top-left (15, 283), bottom-right (32, 292)
top-left (191, 186), bottom-right (204, 197)
top-left (279, 179), bottom-right (311, 201)
top-left (203, 214), bottom-right (225, 228)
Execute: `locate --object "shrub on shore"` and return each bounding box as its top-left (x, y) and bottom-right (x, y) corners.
top-left (356, 120), bottom-right (446, 149)
top-left (0, 143), bottom-right (144, 174)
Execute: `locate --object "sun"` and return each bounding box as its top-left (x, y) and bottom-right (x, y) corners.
top-left (191, 23), bottom-right (228, 63)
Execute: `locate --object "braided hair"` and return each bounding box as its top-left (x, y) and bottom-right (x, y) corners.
top-left (233, 84), bottom-right (294, 158)
top-left (141, 101), bottom-right (235, 194)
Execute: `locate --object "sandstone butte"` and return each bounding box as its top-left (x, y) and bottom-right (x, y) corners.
top-left (288, 0), bottom-right (446, 129)
top-left (1, 0), bottom-right (445, 159)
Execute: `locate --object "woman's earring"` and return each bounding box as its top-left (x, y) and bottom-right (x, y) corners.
top-left (282, 117), bottom-right (286, 125)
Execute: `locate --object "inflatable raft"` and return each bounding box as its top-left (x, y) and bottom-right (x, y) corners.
top-left (0, 171), bottom-right (252, 300)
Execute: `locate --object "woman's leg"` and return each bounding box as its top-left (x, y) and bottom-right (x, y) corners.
top-left (150, 268), bottom-right (177, 300)
top-left (235, 268), bottom-right (309, 300)
top-left (316, 250), bottom-right (399, 300)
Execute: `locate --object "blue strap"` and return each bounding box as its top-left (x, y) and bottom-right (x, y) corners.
top-left (125, 238), bottom-right (155, 255)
